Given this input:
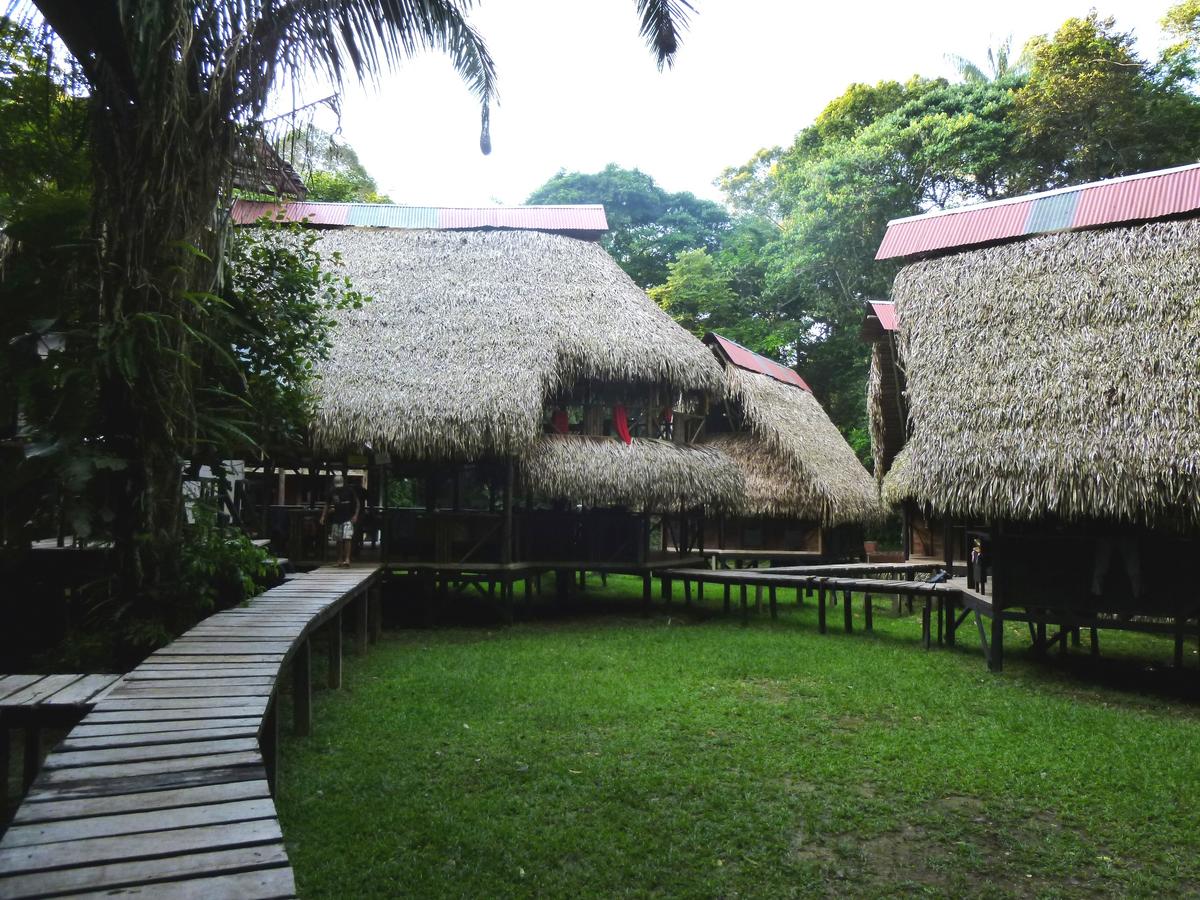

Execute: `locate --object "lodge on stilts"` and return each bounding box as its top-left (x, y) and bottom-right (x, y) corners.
top-left (232, 200), bottom-right (742, 617)
top-left (699, 333), bottom-right (880, 567)
top-left (867, 162), bottom-right (1200, 671)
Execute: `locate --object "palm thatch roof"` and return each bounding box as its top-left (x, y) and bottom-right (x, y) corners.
top-left (716, 365), bottom-right (881, 525)
top-left (882, 218), bottom-right (1200, 526)
top-left (520, 435), bottom-right (741, 512)
top-left (308, 228), bottom-right (723, 460)
top-left (867, 339), bottom-right (906, 483)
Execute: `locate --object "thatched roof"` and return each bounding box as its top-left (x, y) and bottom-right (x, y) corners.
top-left (867, 339), bottom-right (906, 483)
top-left (520, 435), bottom-right (741, 512)
top-left (308, 228), bottom-right (723, 459)
top-left (882, 218), bottom-right (1200, 526)
top-left (717, 365), bottom-right (881, 525)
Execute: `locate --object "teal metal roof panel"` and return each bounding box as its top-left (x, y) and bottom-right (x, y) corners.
top-left (1025, 190), bottom-right (1080, 235)
top-left (346, 204), bottom-right (438, 227)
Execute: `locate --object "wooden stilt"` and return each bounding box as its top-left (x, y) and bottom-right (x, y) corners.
top-left (769, 585), bottom-right (778, 620)
top-left (843, 590), bottom-right (852, 633)
top-left (642, 573), bottom-right (652, 618)
top-left (327, 611), bottom-right (342, 689)
top-left (369, 586), bottom-right (382, 644)
top-left (22, 727), bottom-right (40, 792)
top-left (684, 577), bottom-right (693, 607)
top-left (723, 583), bottom-right (731, 615)
top-left (261, 699), bottom-right (279, 797)
top-left (818, 587), bottom-right (827, 634)
top-left (1175, 615), bottom-right (1186, 669)
top-left (740, 584), bottom-right (749, 625)
top-left (989, 607), bottom-right (1005, 673)
top-left (1090, 627), bottom-right (1100, 657)
top-left (796, 587), bottom-right (803, 607)
top-left (293, 638), bottom-right (312, 737)
top-left (921, 601), bottom-right (931, 649)
top-left (355, 591), bottom-right (368, 655)
top-left (864, 594), bottom-right (873, 632)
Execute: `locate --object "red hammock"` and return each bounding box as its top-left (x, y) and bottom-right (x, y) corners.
top-left (612, 404), bottom-right (631, 445)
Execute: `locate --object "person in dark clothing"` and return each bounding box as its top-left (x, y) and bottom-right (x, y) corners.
top-left (320, 473), bottom-right (361, 567)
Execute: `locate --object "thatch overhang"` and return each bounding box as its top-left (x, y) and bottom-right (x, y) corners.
top-left (519, 434), bottom-right (742, 512)
top-left (881, 218), bottom-right (1200, 526)
top-left (307, 228), bottom-right (724, 461)
top-left (716, 365), bottom-right (882, 525)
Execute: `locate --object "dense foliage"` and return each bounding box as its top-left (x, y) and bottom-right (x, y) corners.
top-left (527, 163), bottom-right (731, 288)
top-left (526, 9), bottom-right (1200, 465)
top-left (282, 124), bottom-right (392, 202)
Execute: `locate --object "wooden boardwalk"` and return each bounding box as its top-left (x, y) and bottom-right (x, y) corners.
top-left (0, 564), bottom-right (382, 900)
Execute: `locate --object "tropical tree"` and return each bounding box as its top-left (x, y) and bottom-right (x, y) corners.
top-left (946, 36), bottom-right (1030, 84)
top-left (527, 163), bottom-right (729, 287)
top-left (12, 0), bottom-right (692, 623)
top-left (281, 124), bottom-right (391, 202)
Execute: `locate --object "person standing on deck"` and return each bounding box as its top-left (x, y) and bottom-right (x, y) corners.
top-left (321, 473), bottom-right (360, 567)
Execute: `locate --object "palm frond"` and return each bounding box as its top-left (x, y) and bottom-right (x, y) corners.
top-left (634, 0), bottom-right (692, 70)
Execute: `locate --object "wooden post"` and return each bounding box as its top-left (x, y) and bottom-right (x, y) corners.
top-left (723, 583), bottom-right (731, 615)
top-left (1175, 615), bottom-right (1186, 669)
top-left (293, 638), bottom-right (312, 737)
top-left (0, 721), bottom-right (8, 813)
top-left (662, 574), bottom-right (673, 605)
top-left (261, 699), bottom-right (279, 797)
top-left (769, 585), bottom-right (778, 620)
top-left (818, 586), bottom-right (827, 634)
top-left (1090, 627), bottom-right (1100, 656)
top-left (843, 590), bottom-right (852, 633)
top-left (642, 573), bottom-right (652, 618)
top-left (989, 522), bottom-right (1006, 672)
top-left (921, 600), bottom-right (931, 650)
top-left (740, 583), bottom-right (749, 625)
top-left (327, 610), bottom-right (342, 689)
top-left (355, 590), bottom-right (369, 655)
top-left (503, 577), bottom-right (514, 625)
top-left (796, 586), bottom-right (803, 607)
top-left (369, 586), bottom-right (382, 644)
top-left (502, 458), bottom-right (514, 566)
top-left (22, 726), bottom-right (41, 791)
top-left (683, 577), bottom-right (692, 607)
top-left (864, 594), bottom-right (873, 632)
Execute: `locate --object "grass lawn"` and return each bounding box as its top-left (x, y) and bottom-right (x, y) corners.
top-left (276, 575), bottom-right (1200, 898)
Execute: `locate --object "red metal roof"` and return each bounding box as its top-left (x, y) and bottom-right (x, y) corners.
top-left (868, 300), bottom-right (897, 332)
top-left (876, 163), bottom-right (1200, 261)
top-left (230, 200), bottom-right (607, 235)
top-left (706, 333), bottom-right (810, 392)
top-left (232, 200), bottom-right (348, 226)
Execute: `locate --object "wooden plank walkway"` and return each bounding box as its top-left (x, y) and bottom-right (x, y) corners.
top-left (0, 564), bottom-right (382, 900)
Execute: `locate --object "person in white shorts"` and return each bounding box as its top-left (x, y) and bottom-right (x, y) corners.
top-left (320, 473), bottom-right (361, 567)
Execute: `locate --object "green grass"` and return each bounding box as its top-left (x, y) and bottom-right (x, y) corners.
top-left (276, 575), bottom-right (1200, 898)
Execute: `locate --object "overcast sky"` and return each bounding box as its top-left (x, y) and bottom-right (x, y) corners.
top-left (280, 0), bottom-right (1179, 207)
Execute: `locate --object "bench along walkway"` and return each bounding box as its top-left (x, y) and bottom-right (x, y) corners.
top-left (0, 564), bottom-right (382, 900)
top-left (659, 565), bottom-right (968, 652)
top-left (1, 675), bottom-right (122, 815)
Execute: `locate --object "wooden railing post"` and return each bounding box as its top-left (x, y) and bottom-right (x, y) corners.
top-left (327, 611), bottom-right (343, 690)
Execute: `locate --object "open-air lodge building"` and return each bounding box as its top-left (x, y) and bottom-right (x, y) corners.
top-left (233, 199), bottom-right (742, 608)
top-left (867, 162), bottom-right (1200, 668)
top-left (700, 333), bottom-right (880, 564)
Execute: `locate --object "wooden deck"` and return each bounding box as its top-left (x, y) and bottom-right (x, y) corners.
top-left (0, 563), bottom-right (383, 899)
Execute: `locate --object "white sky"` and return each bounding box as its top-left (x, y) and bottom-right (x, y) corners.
top-left (280, 0), bottom-right (1180, 207)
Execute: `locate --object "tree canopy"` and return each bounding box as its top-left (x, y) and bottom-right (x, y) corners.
top-left (526, 164), bottom-right (730, 288)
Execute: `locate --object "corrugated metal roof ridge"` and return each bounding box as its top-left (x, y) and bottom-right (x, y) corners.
top-left (885, 161), bottom-right (1200, 227)
top-left (708, 333), bottom-right (811, 392)
top-left (868, 300), bottom-right (898, 332)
